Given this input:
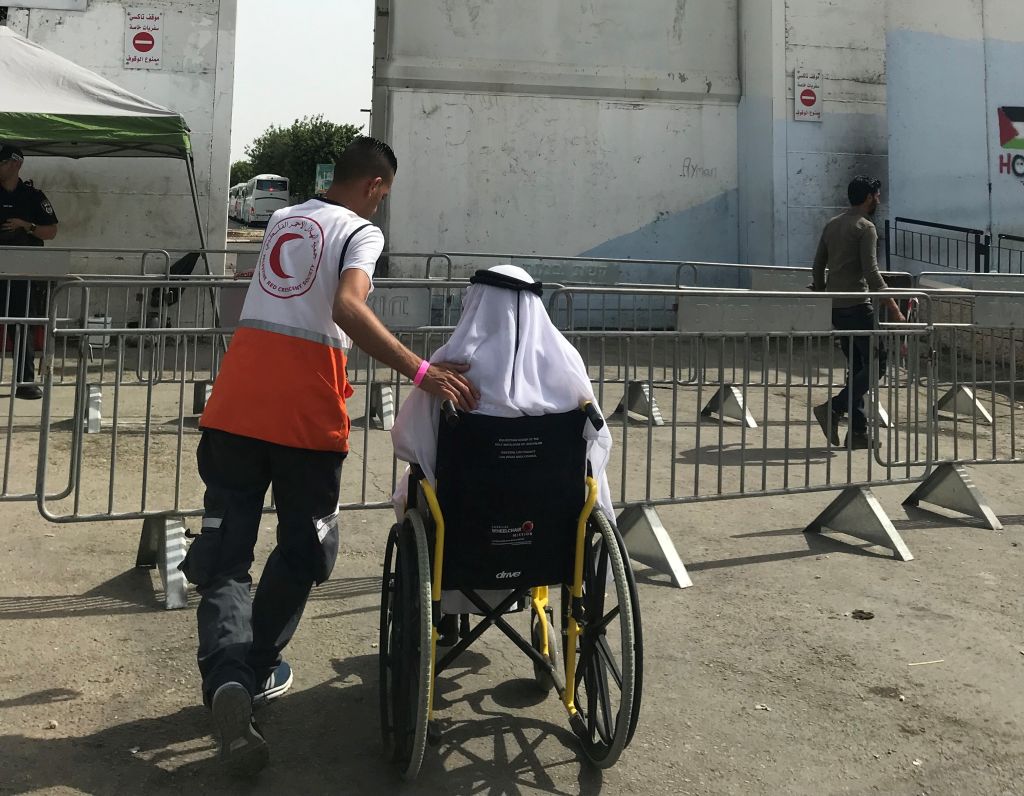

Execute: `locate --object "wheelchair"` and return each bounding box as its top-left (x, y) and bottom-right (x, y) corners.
top-left (379, 403), bottom-right (643, 780)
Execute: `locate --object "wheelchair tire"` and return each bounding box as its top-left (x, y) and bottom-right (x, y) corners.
top-left (378, 512), bottom-right (433, 780)
top-left (593, 507), bottom-right (644, 748)
top-left (530, 603), bottom-right (564, 693)
top-left (562, 506), bottom-right (637, 768)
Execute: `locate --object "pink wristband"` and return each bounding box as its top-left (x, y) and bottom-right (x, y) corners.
top-left (413, 359), bottom-right (430, 387)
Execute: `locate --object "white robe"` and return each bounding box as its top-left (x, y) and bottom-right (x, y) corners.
top-left (391, 264), bottom-right (615, 522)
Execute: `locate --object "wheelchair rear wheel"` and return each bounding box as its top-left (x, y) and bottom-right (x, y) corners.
top-left (597, 508), bottom-right (644, 747)
top-left (378, 512), bottom-right (433, 780)
top-left (562, 507), bottom-right (638, 768)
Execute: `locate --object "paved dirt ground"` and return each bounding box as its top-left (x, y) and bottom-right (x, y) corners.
top-left (0, 340), bottom-right (1023, 794)
top-left (2, 459), bottom-right (1023, 793)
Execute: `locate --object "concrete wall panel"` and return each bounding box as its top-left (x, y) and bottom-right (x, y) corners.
top-left (386, 90), bottom-right (737, 261)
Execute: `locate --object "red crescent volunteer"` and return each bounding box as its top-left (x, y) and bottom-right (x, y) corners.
top-left (200, 204), bottom-right (378, 451)
top-left (181, 137), bottom-right (478, 776)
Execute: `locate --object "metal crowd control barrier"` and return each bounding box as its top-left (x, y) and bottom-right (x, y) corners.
top-left (885, 217), bottom-right (990, 273)
top-left (899, 277), bottom-right (1024, 530)
top-left (32, 275), bottom-right (1020, 606)
top-left (546, 286), bottom-right (1014, 587)
top-left (0, 248), bottom-right (174, 503)
top-left (396, 251), bottom-right (703, 329)
top-left (674, 260), bottom-right (915, 291)
top-left (994, 234), bottom-right (1024, 274)
top-left (914, 272), bottom-right (1024, 427)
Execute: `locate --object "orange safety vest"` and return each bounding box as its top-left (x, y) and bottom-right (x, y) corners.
top-left (201, 199), bottom-right (384, 452)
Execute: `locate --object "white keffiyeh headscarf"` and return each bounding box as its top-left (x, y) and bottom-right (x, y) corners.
top-left (390, 264), bottom-right (615, 523)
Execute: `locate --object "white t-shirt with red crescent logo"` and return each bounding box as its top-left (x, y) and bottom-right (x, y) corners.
top-left (201, 198), bottom-right (385, 452)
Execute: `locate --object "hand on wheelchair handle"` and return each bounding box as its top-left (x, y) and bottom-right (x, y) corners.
top-left (581, 401), bottom-right (605, 431)
top-left (441, 399), bottom-right (460, 426)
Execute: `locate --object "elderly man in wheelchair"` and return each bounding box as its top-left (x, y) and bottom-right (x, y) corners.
top-left (381, 264), bottom-right (642, 779)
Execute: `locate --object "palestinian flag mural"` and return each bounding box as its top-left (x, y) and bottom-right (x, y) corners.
top-left (998, 107), bottom-right (1024, 150)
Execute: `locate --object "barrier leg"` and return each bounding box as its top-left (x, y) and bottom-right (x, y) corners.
top-left (934, 385), bottom-right (993, 425)
top-left (805, 487), bottom-right (913, 561)
top-left (192, 381), bottom-right (212, 415)
top-left (617, 504), bottom-right (692, 588)
top-left (136, 515), bottom-right (190, 610)
top-left (903, 462), bottom-right (1002, 531)
top-left (700, 385), bottom-right (757, 428)
top-left (84, 384), bottom-right (101, 434)
top-left (866, 396), bottom-right (891, 428)
top-left (612, 381), bottom-right (664, 426)
top-left (369, 383), bottom-right (395, 430)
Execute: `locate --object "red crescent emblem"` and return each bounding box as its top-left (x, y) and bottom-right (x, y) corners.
top-left (268, 233), bottom-right (302, 279)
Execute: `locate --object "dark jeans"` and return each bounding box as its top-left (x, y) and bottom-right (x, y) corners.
top-left (1, 280), bottom-right (35, 384)
top-left (180, 429), bottom-right (346, 705)
top-left (831, 303), bottom-right (883, 435)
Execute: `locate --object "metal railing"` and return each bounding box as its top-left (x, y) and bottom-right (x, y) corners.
top-left (995, 234), bottom-right (1024, 274)
top-left (885, 218), bottom-right (989, 274)
top-left (16, 267), bottom-right (1023, 602)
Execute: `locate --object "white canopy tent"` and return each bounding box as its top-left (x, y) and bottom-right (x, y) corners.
top-left (0, 26), bottom-right (209, 253)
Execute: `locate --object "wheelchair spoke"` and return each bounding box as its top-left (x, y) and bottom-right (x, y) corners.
top-left (591, 604), bottom-right (621, 635)
top-left (595, 635), bottom-right (624, 689)
top-left (583, 645), bottom-right (616, 745)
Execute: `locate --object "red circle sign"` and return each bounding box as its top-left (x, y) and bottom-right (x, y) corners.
top-left (133, 31), bottom-right (155, 52)
top-left (800, 88), bottom-right (817, 107)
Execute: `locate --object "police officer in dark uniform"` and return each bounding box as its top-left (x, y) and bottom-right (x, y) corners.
top-left (0, 145), bottom-right (59, 399)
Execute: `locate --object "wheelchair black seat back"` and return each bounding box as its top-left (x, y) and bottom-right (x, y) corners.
top-left (432, 409), bottom-right (588, 591)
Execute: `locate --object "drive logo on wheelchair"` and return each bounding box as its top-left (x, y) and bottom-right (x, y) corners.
top-left (495, 570), bottom-right (522, 580)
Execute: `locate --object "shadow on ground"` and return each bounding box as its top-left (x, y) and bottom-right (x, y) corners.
top-left (0, 652), bottom-right (606, 795)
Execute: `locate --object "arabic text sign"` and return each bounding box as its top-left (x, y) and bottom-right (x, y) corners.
top-left (794, 70), bottom-right (822, 122)
top-left (125, 8), bottom-right (163, 70)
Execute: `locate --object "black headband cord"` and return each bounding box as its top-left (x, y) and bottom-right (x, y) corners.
top-left (469, 269), bottom-right (543, 296)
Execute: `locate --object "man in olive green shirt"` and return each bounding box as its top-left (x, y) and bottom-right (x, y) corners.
top-left (811, 176), bottom-right (905, 449)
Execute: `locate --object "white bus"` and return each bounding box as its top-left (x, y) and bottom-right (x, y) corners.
top-left (228, 183), bottom-right (246, 220)
top-left (240, 174), bottom-right (289, 225)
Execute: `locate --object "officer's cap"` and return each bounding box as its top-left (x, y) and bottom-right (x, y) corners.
top-left (0, 145), bottom-right (24, 163)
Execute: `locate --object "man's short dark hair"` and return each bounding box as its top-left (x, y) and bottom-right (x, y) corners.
top-left (848, 175), bottom-right (882, 206)
top-left (332, 136), bottom-right (397, 185)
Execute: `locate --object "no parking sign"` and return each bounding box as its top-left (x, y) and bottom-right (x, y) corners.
top-left (794, 69), bottom-right (822, 122)
top-left (124, 8), bottom-right (163, 69)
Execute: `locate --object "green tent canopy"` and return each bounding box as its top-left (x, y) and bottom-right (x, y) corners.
top-left (0, 26), bottom-right (191, 158)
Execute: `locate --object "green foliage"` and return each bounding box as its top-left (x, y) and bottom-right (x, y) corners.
top-left (229, 159), bottom-right (256, 186)
top-left (237, 115), bottom-right (362, 201)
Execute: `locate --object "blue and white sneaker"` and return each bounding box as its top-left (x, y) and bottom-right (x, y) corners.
top-left (253, 660), bottom-right (293, 707)
top-left (211, 682), bottom-right (268, 775)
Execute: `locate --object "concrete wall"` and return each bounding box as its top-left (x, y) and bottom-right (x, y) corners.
top-left (738, 0), bottom-right (889, 268)
top-left (888, 0), bottom-right (1024, 237)
top-left (783, 0), bottom-right (888, 265)
top-left (375, 0), bottom-right (741, 279)
top-left (4, 0), bottom-right (236, 272)
top-left (376, 0), bottom-right (1022, 274)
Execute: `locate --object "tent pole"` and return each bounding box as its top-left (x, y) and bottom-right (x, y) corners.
top-left (186, 154), bottom-right (210, 271)
top-left (185, 154), bottom-right (226, 354)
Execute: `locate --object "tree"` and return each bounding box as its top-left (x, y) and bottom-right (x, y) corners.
top-left (241, 115), bottom-right (362, 201)
top-left (229, 159), bottom-right (256, 186)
